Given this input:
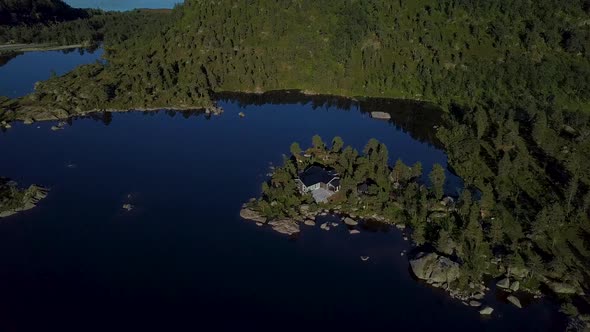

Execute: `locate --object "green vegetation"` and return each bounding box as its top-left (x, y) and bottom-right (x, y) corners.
top-left (0, 0), bottom-right (172, 52)
top-left (248, 136), bottom-right (427, 223)
top-left (0, 177), bottom-right (48, 217)
top-left (0, 0), bottom-right (88, 25)
top-left (249, 130), bottom-right (590, 311)
top-left (2, 0), bottom-right (589, 119)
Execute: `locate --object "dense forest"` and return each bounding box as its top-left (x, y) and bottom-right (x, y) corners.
top-left (0, 0), bottom-right (88, 25)
top-left (0, 0), bottom-right (171, 46)
top-left (2, 0), bottom-right (588, 116)
top-left (1, 0), bottom-right (590, 324)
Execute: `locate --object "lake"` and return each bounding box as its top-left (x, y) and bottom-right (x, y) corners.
top-left (0, 50), bottom-right (565, 331)
top-left (0, 47), bottom-right (103, 98)
top-left (64, 0), bottom-right (183, 11)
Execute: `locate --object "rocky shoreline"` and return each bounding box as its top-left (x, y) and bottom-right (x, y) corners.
top-left (240, 201), bottom-right (587, 321)
top-left (0, 102), bottom-right (224, 125)
top-left (0, 178), bottom-right (49, 219)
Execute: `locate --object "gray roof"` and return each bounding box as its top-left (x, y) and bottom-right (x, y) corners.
top-left (298, 166), bottom-right (339, 187)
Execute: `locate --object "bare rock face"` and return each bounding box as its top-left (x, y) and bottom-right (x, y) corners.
top-left (239, 207), bottom-right (267, 224)
top-left (268, 219), bottom-right (300, 235)
top-left (410, 252), bottom-right (461, 284)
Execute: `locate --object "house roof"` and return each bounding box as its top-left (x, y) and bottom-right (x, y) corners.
top-left (298, 166), bottom-right (339, 187)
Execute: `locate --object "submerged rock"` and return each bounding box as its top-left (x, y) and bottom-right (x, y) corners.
top-left (122, 204), bottom-right (133, 211)
top-left (409, 252), bottom-right (461, 284)
top-left (360, 256), bottom-right (370, 261)
top-left (349, 229), bottom-right (360, 235)
top-left (268, 219), bottom-right (300, 235)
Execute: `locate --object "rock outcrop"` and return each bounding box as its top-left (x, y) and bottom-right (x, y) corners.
top-left (496, 277), bottom-right (510, 289)
top-left (507, 295), bottom-right (522, 308)
top-left (343, 217), bottom-right (358, 226)
top-left (239, 207), bottom-right (267, 223)
top-left (410, 252), bottom-right (461, 284)
top-left (479, 306), bottom-right (494, 315)
top-left (370, 111), bottom-right (391, 120)
top-left (0, 181), bottom-right (49, 218)
top-left (268, 219), bottom-right (300, 235)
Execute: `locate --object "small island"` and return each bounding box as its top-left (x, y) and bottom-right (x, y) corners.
top-left (0, 177), bottom-right (49, 218)
top-left (241, 135), bottom-right (587, 318)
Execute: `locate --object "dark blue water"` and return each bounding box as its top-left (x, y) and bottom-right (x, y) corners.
top-left (0, 47), bottom-right (103, 98)
top-left (65, 0), bottom-right (182, 11)
top-left (0, 52), bottom-right (564, 331)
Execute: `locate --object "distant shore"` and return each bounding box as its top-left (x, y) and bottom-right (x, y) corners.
top-left (0, 43), bottom-right (89, 53)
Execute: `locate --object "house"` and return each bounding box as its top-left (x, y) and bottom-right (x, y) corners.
top-left (295, 166), bottom-right (340, 203)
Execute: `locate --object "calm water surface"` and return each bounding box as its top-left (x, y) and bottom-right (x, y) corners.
top-left (65, 0), bottom-right (182, 11)
top-left (0, 50), bottom-right (564, 331)
top-left (0, 47), bottom-right (103, 98)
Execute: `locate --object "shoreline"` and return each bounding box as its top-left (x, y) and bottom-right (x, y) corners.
top-left (0, 43), bottom-right (90, 53)
top-left (1, 89), bottom-right (438, 125)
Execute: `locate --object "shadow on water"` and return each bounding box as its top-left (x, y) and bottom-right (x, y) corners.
top-left (216, 90), bottom-right (445, 148)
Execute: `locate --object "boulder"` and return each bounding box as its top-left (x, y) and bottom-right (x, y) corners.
top-left (496, 277), bottom-right (510, 289)
top-left (469, 300), bottom-right (482, 307)
top-left (370, 111), bottom-right (391, 120)
top-left (268, 219), bottom-right (300, 236)
top-left (508, 266), bottom-right (529, 279)
top-left (343, 217), bottom-right (358, 226)
top-left (239, 208), bottom-right (267, 223)
top-left (547, 281), bottom-right (580, 295)
top-left (299, 204), bottom-right (310, 214)
top-left (479, 306), bottom-right (494, 315)
top-left (510, 281), bottom-right (520, 292)
top-left (304, 219), bottom-right (316, 226)
top-left (410, 252), bottom-right (461, 284)
top-left (349, 229), bottom-right (360, 235)
top-left (23, 118), bottom-right (34, 125)
top-left (122, 204), bottom-right (133, 211)
top-left (320, 222), bottom-right (330, 231)
top-left (238, 112), bottom-right (245, 118)
top-left (507, 295), bottom-right (522, 308)
top-left (360, 256), bottom-right (370, 261)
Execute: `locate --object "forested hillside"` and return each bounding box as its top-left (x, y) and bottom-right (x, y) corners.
top-left (0, 0), bottom-right (171, 47)
top-left (0, 0), bottom-right (88, 25)
top-left (7, 0), bottom-right (588, 114)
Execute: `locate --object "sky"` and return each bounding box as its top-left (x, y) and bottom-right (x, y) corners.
top-left (64, 0), bottom-right (183, 11)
